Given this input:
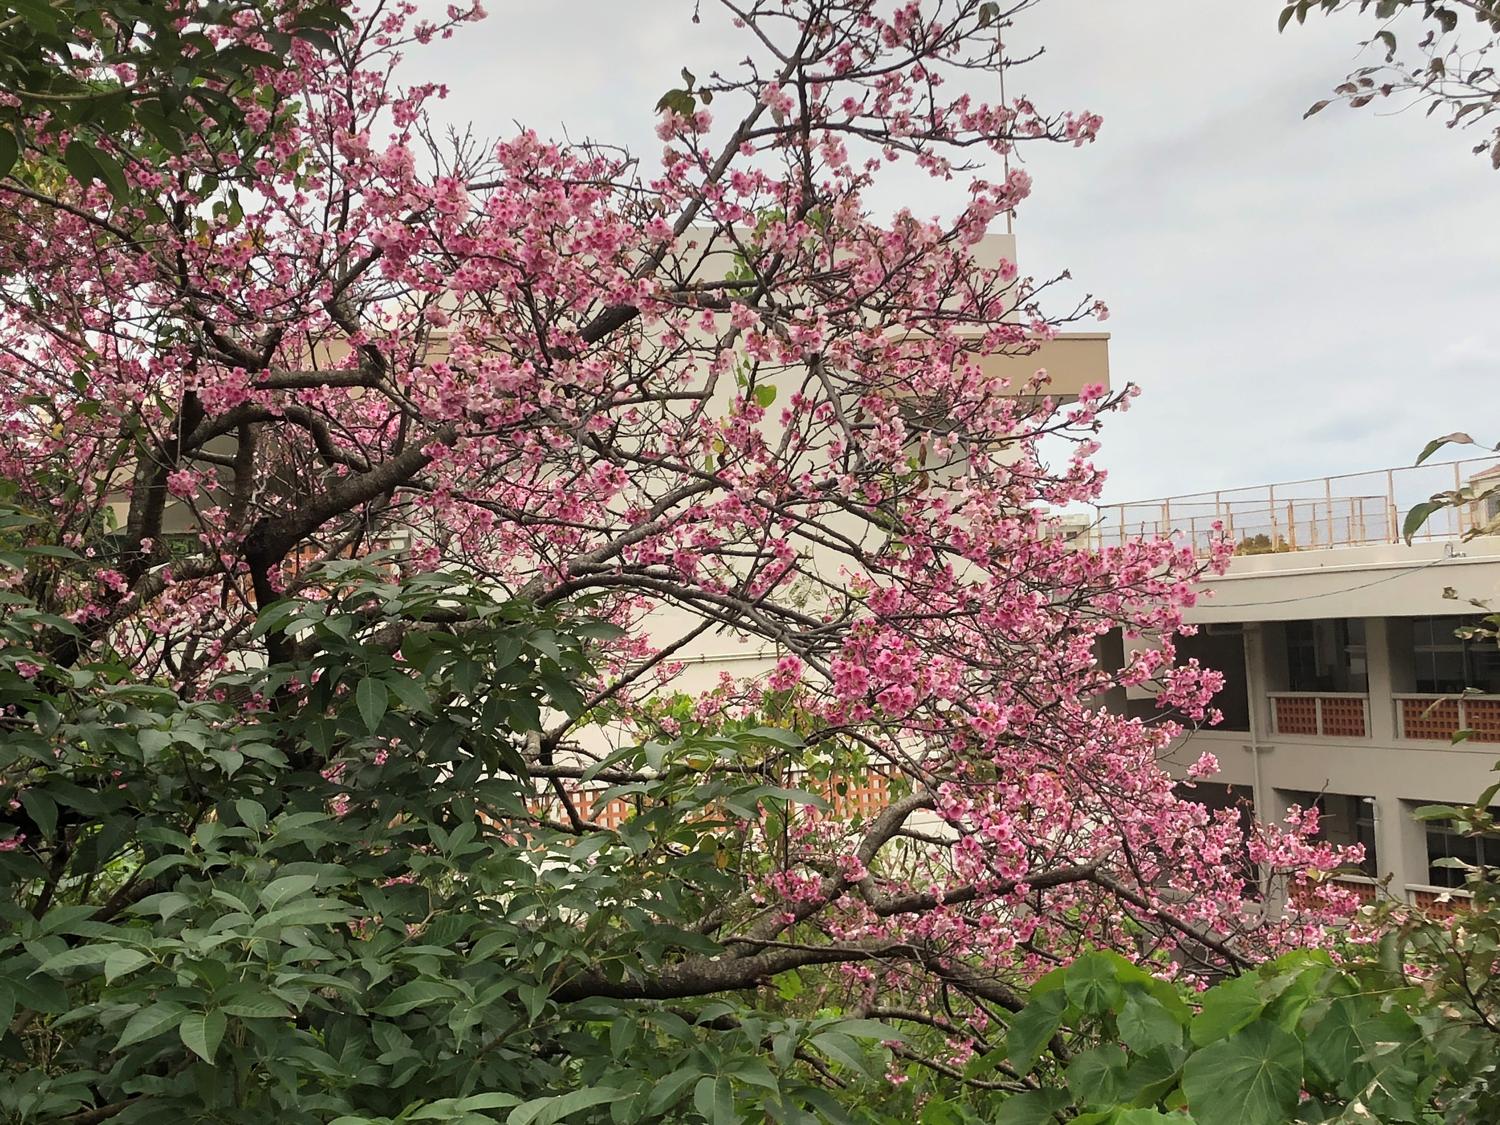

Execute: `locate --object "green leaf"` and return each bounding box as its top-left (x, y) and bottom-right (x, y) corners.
top-left (1119, 990), bottom-right (1185, 1053)
top-left (1191, 973), bottom-right (1264, 1046)
top-left (36, 944), bottom-right (115, 974)
top-left (508, 1087), bottom-right (622, 1125)
top-left (1065, 951), bottom-right (1126, 1015)
top-left (1008, 985), bottom-right (1067, 1071)
top-left (812, 1030), bottom-right (870, 1076)
top-left (1305, 995), bottom-right (1425, 1116)
top-left (234, 798), bottom-right (268, 831)
top-left (356, 677), bottom-right (388, 732)
top-left (219, 995), bottom-right (291, 1019)
top-left (1403, 499), bottom-right (1446, 543)
top-left (115, 1002), bottom-right (186, 1049)
top-left (1182, 1020), bottom-right (1302, 1125)
top-left (1066, 1043), bottom-right (1129, 1106)
top-left (693, 1076), bottom-right (735, 1125)
top-left (103, 947), bottom-right (151, 984)
top-left (453, 1093), bottom-right (522, 1112)
top-left (753, 383), bottom-right (777, 408)
top-left (259, 873), bottom-right (319, 909)
top-left (0, 128), bottom-right (18, 179)
top-left (646, 1067), bottom-right (702, 1114)
top-left (20, 788), bottom-right (57, 841)
top-left (1117, 1045), bottom-right (1189, 1106)
top-left (374, 979), bottom-right (458, 1016)
top-left (1416, 431), bottom-right (1475, 466)
top-left (64, 140), bottom-right (102, 187)
top-left (386, 672), bottom-right (432, 714)
top-left (179, 1008), bottom-right (227, 1063)
top-left (995, 1088), bottom-right (1070, 1125)
top-left (540, 670), bottom-right (585, 717)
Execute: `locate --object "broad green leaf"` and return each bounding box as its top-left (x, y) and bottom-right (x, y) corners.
top-left (508, 1087), bottom-right (622, 1125)
top-left (1008, 985), bottom-right (1067, 1071)
top-left (0, 128), bottom-right (17, 178)
top-left (811, 1030), bottom-right (869, 1076)
top-left (234, 798), bottom-right (268, 831)
top-left (179, 1008), bottom-right (227, 1063)
top-left (259, 873), bottom-right (319, 909)
top-left (36, 944), bottom-right (116, 974)
top-left (103, 947), bottom-right (151, 984)
top-left (356, 677), bottom-right (388, 732)
top-left (995, 1088), bottom-right (1070, 1124)
top-left (219, 995), bottom-right (292, 1019)
top-left (692, 1076), bottom-right (735, 1125)
top-left (1066, 1043), bottom-right (1129, 1106)
top-left (1416, 431), bottom-right (1475, 466)
top-left (1066, 951), bottom-right (1126, 1015)
top-left (115, 1002), bottom-right (187, 1049)
top-left (64, 140), bottom-right (102, 187)
top-left (1182, 1020), bottom-right (1302, 1125)
top-left (646, 1067), bottom-right (702, 1114)
top-left (1403, 500), bottom-right (1445, 544)
top-left (374, 979), bottom-right (459, 1016)
top-left (1191, 973), bottom-right (1264, 1046)
top-left (1119, 990), bottom-right (1184, 1053)
top-left (1117, 1044), bottom-right (1189, 1106)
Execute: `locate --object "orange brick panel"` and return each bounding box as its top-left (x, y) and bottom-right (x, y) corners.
top-left (1411, 889), bottom-right (1472, 919)
top-left (1401, 698), bottom-right (1461, 742)
top-left (1319, 696), bottom-right (1367, 738)
top-left (1336, 878), bottom-right (1377, 905)
top-left (1461, 698), bottom-right (1500, 743)
top-left (1273, 696), bottom-right (1319, 736)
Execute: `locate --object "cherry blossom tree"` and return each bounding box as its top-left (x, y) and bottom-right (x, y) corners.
top-left (0, 0), bottom-right (1358, 1115)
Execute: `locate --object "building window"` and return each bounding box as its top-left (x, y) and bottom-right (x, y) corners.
top-left (1176, 782), bottom-right (1256, 887)
top-left (1284, 618), bottom-right (1367, 693)
top-left (1123, 629), bottom-right (1250, 731)
top-left (1285, 791), bottom-right (1377, 877)
top-left (1424, 812), bottom-right (1500, 889)
top-left (1410, 616), bottom-right (1500, 695)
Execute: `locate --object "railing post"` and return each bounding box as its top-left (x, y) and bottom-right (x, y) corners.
top-left (1269, 484), bottom-right (1278, 545)
top-left (1455, 460), bottom-right (1464, 538)
top-left (1325, 477), bottom-right (1335, 547)
top-left (1387, 468), bottom-right (1397, 542)
top-left (1287, 500), bottom-right (1297, 549)
top-left (1314, 695), bottom-right (1324, 737)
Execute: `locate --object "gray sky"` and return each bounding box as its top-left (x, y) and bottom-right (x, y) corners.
top-left (405, 1), bottom-right (1498, 502)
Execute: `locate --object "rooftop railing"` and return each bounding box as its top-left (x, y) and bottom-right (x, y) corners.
top-left (1091, 457), bottom-right (1500, 556)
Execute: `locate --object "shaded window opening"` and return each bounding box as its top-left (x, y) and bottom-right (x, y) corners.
top-left (1284, 618), bottom-right (1367, 693)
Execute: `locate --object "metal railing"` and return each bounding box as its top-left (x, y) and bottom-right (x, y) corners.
top-left (1091, 457), bottom-right (1500, 556)
top-left (1394, 693), bottom-right (1500, 743)
top-left (1268, 692), bottom-right (1370, 739)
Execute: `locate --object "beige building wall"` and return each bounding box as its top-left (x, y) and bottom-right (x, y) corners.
top-left (1148, 540), bottom-right (1500, 908)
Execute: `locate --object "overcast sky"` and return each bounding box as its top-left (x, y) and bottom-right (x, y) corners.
top-left (405, 1), bottom-right (1498, 502)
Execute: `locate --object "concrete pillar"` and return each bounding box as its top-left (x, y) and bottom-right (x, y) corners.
top-left (1389, 796), bottom-right (1431, 899)
top-left (1242, 624), bottom-right (1273, 754)
top-left (1364, 617), bottom-right (1397, 745)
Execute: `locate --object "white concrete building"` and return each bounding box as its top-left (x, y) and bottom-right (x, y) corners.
top-left (1098, 459), bottom-right (1500, 913)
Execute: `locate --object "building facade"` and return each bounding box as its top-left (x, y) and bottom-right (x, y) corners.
top-left (1101, 459), bottom-right (1500, 912)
